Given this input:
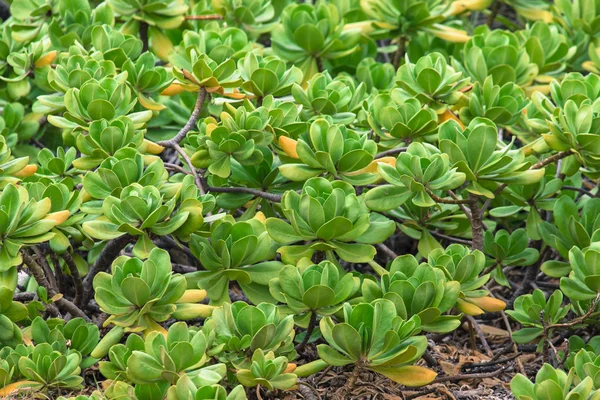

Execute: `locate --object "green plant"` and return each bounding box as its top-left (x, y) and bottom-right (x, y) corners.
top-left (428, 244), bottom-right (507, 315)
top-left (236, 349), bottom-right (297, 390)
top-left (93, 248), bottom-right (213, 334)
top-left (203, 301), bottom-right (296, 369)
top-left (186, 215), bottom-right (283, 305)
top-left (362, 254), bottom-right (461, 333)
top-left (265, 177), bottom-right (395, 264)
top-left (126, 322), bottom-right (226, 387)
top-left (511, 364), bottom-right (600, 400)
top-left (269, 259), bottom-right (360, 326)
top-left (315, 299), bottom-right (436, 386)
top-left (271, 2), bottom-right (361, 81)
top-left (506, 289), bottom-right (570, 345)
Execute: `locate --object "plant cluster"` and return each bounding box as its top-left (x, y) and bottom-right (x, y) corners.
top-left (1, 0), bottom-right (600, 399)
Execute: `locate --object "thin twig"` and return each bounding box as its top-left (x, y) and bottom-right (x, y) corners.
top-left (139, 21), bottom-right (149, 53)
top-left (60, 252), bottom-right (84, 307)
top-left (425, 187), bottom-right (470, 205)
top-left (468, 193), bottom-right (484, 251)
top-left (547, 293), bottom-right (600, 330)
top-left (22, 252), bottom-right (90, 321)
top-left (393, 36), bottom-right (407, 70)
top-left (207, 186), bottom-right (282, 202)
top-left (164, 163), bottom-right (190, 175)
top-left (295, 311), bottom-right (318, 352)
top-left (375, 243), bottom-right (398, 260)
top-left (375, 147), bottom-right (408, 159)
top-left (465, 315), bottom-right (493, 357)
top-left (174, 143), bottom-right (206, 195)
top-left (185, 14), bottom-right (224, 20)
top-left (481, 150), bottom-right (574, 215)
top-left (158, 88), bottom-right (207, 147)
top-left (430, 230), bottom-right (472, 246)
top-left (81, 235), bottom-right (134, 307)
top-left (562, 185), bottom-right (595, 197)
top-left (431, 365), bottom-right (508, 384)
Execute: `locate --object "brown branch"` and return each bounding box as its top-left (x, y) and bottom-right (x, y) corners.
top-left (295, 311), bottom-right (317, 352)
top-left (376, 243), bottom-right (398, 260)
top-left (164, 162), bottom-right (190, 175)
top-left (207, 186), bottom-right (282, 202)
top-left (431, 365), bottom-right (508, 384)
top-left (185, 14), bottom-right (224, 20)
top-left (139, 21), bottom-right (149, 53)
top-left (375, 147), bottom-right (408, 159)
top-left (22, 252), bottom-right (90, 321)
top-left (430, 231), bottom-right (473, 246)
top-left (468, 193), bottom-right (484, 251)
top-left (547, 293), bottom-right (600, 330)
top-left (81, 235), bottom-right (134, 307)
top-left (530, 150), bottom-right (573, 170)
top-left (562, 185), bottom-right (595, 197)
top-left (425, 187), bottom-right (470, 205)
top-left (465, 315), bottom-right (493, 357)
top-left (173, 143), bottom-right (206, 195)
top-left (61, 252), bottom-right (84, 307)
top-left (393, 36), bottom-right (407, 70)
top-left (481, 150), bottom-right (574, 215)
top-left (158, 88), bottom-right (207, 147)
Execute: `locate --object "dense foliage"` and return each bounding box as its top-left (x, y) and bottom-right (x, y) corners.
top-left (0, 0), bottom-right (599, 399)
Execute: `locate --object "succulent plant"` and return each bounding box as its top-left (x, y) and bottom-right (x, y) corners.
top-left (48, 0), bottom-right (115, 49)
top-left (238, 52), bottom-right (303, 102)
top-left (291, 72), bottom-right (367, 125)
top-left (203, 301), bottom-right (296, 369)
top-left (83, 179), bottom-right (204, 257)
top-left (93, 248), bottom-right (213, 334)
top-left (0, 183), bottom-right (69, 269)
top-left (91, 25), bottom-right (143, 69)
top-left (48, 76), bottom-right (152, 131)
top-left (507, 289), bottom-right (570, 345)
top-left (166, 374), bottom-right (247, 400)
top-left (356, 58), bottom-right (395, 92)
top-left (236, 349), bottom-right (297, 390)
top-left (127, 322), bottom-right (226, 387)
top-left (428, 244), bottom-right (506, 316)
top-left (123, 52), bottom-right (173, 111)
top-left (269, 259), bottom-right (360, 325)
top-left (0, 103), bottom-right (40, 148)
top-left (460, 26), bottom-right (539, 87)
top-left (511, 364), bottom-right (600, 400)
top-left (561, 246), bottom-right (600, 303)
top-left (459, 76), bottom-right (528, 127)
top-left (186, 107), bottom-right (273, 179)
top-left (265, 177), bottom-right (395, 264)
top-left (16, 343), bottom-right (84, 391)
top-left (362, 254), bottom-right (462, 333)
top-left (483, 228), bottom-right (540, 285)
top-left (396, 52), bottom-right (469, 112)
top-left (26, 317), bottom-right (99, 368)
top-left (439, 117), bottom-right (545, 198)
top-left (278, 119), bottom-right (380, 185)
top-left (82, 148), bottom-right (167, 208)
top-left (316, 299), bottom-right (436, 386)
top-left (169, 28), bottom-right (250, 94)
top-left (518, 21), bottom-right (576, 78)
top-left (98, 332), bottom-right (145, 383)
top-left (108, 0), bottom-right (188, 30)
top-left (186, 215), bottom-right (282, 305)
top-left (211, 0), bottom-right (277, 36)
top-left (365, 142), bottom-right (466, 211)
top-left (271, 2), bottom-right (361, 82)
top-left (367, 90), bottom-right (438, 147)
